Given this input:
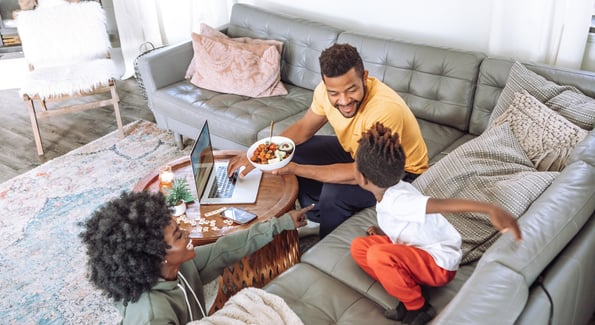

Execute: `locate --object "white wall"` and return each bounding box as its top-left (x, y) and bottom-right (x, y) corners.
top-left (239, 0), bottom-right (494, 53)
top-left (238, 0), bottom-right (595, 72)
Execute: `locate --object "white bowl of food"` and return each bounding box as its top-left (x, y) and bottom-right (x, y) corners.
top-left (247, 136), bottom-right (295, 171)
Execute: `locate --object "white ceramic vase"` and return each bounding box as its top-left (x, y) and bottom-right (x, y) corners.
top-left (171, 202), bottom-right (187, 216)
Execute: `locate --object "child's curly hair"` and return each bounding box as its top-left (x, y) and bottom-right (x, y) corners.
top-left (319, 43), bottom-right (364, 79)
top-left (356, 122), bottom-right (406, 188)
top-left (79, 191), bottom-right (172, 304)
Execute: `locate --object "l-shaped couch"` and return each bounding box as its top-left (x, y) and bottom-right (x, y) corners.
top-left (136, 3), bottom-right (595, 324)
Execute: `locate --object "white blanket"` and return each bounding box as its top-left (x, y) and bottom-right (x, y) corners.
top-left (188, 288), bottom-right (303, 325)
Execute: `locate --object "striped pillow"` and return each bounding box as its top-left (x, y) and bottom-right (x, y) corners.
top-left (413, 123), bottom-right (558, 264)
top-left (488, 61), bottom-right (579, 127)
top-left (546, 90), bottom-right (595, 130)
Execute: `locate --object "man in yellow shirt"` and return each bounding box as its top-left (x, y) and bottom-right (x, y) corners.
top-left (229, 43), bottom-right (428, 238)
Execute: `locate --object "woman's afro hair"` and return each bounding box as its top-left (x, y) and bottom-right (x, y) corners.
top-left (79, 191), bottom-right (172, 304)
top-left (356, 122), bottom-right (406, 188)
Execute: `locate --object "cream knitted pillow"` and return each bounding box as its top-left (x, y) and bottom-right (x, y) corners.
top-left (493, 90), bottom-right (588, 171)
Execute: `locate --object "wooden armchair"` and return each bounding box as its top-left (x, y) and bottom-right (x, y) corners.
top-left (17, 1), bottom-right (123, 155)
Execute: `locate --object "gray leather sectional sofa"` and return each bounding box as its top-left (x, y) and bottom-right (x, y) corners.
top-left (136, 4), bottom-right (595, 324)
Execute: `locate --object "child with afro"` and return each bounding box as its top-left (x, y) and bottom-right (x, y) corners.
top-left (350, 122), bottom-right (522, 325)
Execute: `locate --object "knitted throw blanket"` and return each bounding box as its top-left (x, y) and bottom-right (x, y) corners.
top-left (189, 288), bottom-right (303, 325)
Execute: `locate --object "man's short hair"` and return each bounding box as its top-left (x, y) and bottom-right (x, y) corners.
top-left (319, 43), bottom-right (364, 78)
top-left (356, 122), bottom-right (405, 188)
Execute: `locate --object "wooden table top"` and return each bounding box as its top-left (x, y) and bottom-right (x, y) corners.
top-left (133, 150), bottom-right (298, 245)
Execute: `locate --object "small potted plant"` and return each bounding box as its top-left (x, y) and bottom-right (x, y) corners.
top-left (164, 178), bottom-right (194, 216)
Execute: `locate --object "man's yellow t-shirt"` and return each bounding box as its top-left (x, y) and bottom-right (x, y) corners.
top-left (311, 77), bottom-right (429, 174)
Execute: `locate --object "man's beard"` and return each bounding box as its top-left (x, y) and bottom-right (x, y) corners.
top-left (334, 82), bottom-right (367, 119)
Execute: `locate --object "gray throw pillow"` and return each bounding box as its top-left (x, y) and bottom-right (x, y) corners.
top-left (413, 123), bottom-right (558, 264)
top-left (487, 61), bottom-right (579, 127)
top-left (545, 90), bottom-right (595, 130)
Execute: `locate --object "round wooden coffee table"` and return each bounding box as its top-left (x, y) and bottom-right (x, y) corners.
top-left (133, 150), bottom-right (300, 313)
top-left (133, 150), bottom-right (298, 245)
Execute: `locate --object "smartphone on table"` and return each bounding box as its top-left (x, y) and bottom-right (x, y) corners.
top-left (220, 207), bottom-right (257, 224)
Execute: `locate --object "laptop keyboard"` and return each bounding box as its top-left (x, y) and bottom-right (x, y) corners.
top-left (208, 166), bottom-right (237, 198)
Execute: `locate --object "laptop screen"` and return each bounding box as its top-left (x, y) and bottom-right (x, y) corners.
top-left (190, 122), bottom-right (215, 198)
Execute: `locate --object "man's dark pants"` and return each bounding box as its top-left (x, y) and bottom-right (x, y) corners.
top-left (293, 136), bottom-right (376, 238)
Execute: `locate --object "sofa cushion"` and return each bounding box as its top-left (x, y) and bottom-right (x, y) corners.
top-left (299, 207), bottom-right (477, 311)
top-left (150, 82), bottom-right (312, 148)
top-left (417, 119), bottom-right (466, 163)
top-left (493, 90), bottom-right (588, 171)
top-left (545, 90), bottom-right (595, 130)
top-left (487, 61), bottom-right (579, 127)
top-left (263, 263), bottom-right (397, 325)
top-left (413, 123), bottom-right (558, 264)
top-left (188, 32), bottom-right (287, 98)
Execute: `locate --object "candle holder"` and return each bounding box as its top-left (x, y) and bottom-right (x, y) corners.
top-left (158, 165), bottom-right (174, 193)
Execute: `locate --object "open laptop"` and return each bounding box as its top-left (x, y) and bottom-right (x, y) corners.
top-left (190, 121), bottom-right (262, 204)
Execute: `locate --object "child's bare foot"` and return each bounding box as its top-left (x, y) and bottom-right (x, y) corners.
top-left (366, 225), bottom-right (384, 236)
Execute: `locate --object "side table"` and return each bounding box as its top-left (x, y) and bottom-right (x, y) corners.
top-left (133, 150), bottom-right (300, 313)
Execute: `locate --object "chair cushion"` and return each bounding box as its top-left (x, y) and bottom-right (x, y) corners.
top-left (16, 2), bottom-right (111, 68)
top-left (20, 59), bottom-right (118, 99)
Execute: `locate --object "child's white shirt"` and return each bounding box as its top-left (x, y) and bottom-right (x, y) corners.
top-left (376, 181), bottom-right (462, 271)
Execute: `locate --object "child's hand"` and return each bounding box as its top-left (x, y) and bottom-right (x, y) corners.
top-left (489, 206), bottom-right (522, 241)
top-left (288, 204), bottom-right (314, 228)
top-left (366, 225), bottom-right (384, 236)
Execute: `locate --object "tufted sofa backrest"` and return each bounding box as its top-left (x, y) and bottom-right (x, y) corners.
top-left (471, 57), bottom-right (595, 135)
top-left (228, 3), bottom-right (342, 91)
top-left (338, 32), bottom-right (485, 132)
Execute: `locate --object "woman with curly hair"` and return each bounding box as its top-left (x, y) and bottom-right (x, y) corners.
top-left (80, 190), bottom-right (312, 324)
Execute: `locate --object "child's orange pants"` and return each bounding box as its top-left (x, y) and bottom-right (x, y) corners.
top-left (350, 235), bottom-right (456, 310)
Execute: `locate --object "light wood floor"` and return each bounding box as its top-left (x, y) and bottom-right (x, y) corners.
top-left (0, 78), bottom-right (155, 183)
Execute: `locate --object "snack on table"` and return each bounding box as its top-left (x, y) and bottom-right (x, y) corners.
top-left (250, 141), bottom-right (294, 164)
top-left (247, 136), bottom-right (296, 171)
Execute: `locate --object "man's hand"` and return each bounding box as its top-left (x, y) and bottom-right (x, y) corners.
top-left (288, 204), bottom-right (315, 228)
top-left (489, 206), bottom-right (522, 241)
top-left (227, 153), bottom-right (255, 177)
top-left (271, 162), bottom-right (297, 176)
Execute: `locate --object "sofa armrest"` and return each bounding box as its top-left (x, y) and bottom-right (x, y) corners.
top-left (569, 130), bottom-right (595, 166)
top-left (478, 160), bottom-right (595, 284)
top-left (433, 262), bottom-right (528, 325)
top-left (135, 40), bottom-right (193, 101)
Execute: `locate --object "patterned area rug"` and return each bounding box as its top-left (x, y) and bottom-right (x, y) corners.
top-left (0, 120), bottom-right (191, 324)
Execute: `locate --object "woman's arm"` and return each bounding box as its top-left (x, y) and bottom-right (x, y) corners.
top-left (427, 198), bottom-right (522, 241)
top-left (194, 205), bottom-right (312, 283)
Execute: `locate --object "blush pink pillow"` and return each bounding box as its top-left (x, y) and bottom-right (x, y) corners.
top-left (185, 24), bottom-right (287, 98)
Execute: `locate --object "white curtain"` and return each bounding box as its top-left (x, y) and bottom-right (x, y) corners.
top-left (113, 0), bottom-right (237, 79)
top-left (488, 0), bottom-right (594, 69)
